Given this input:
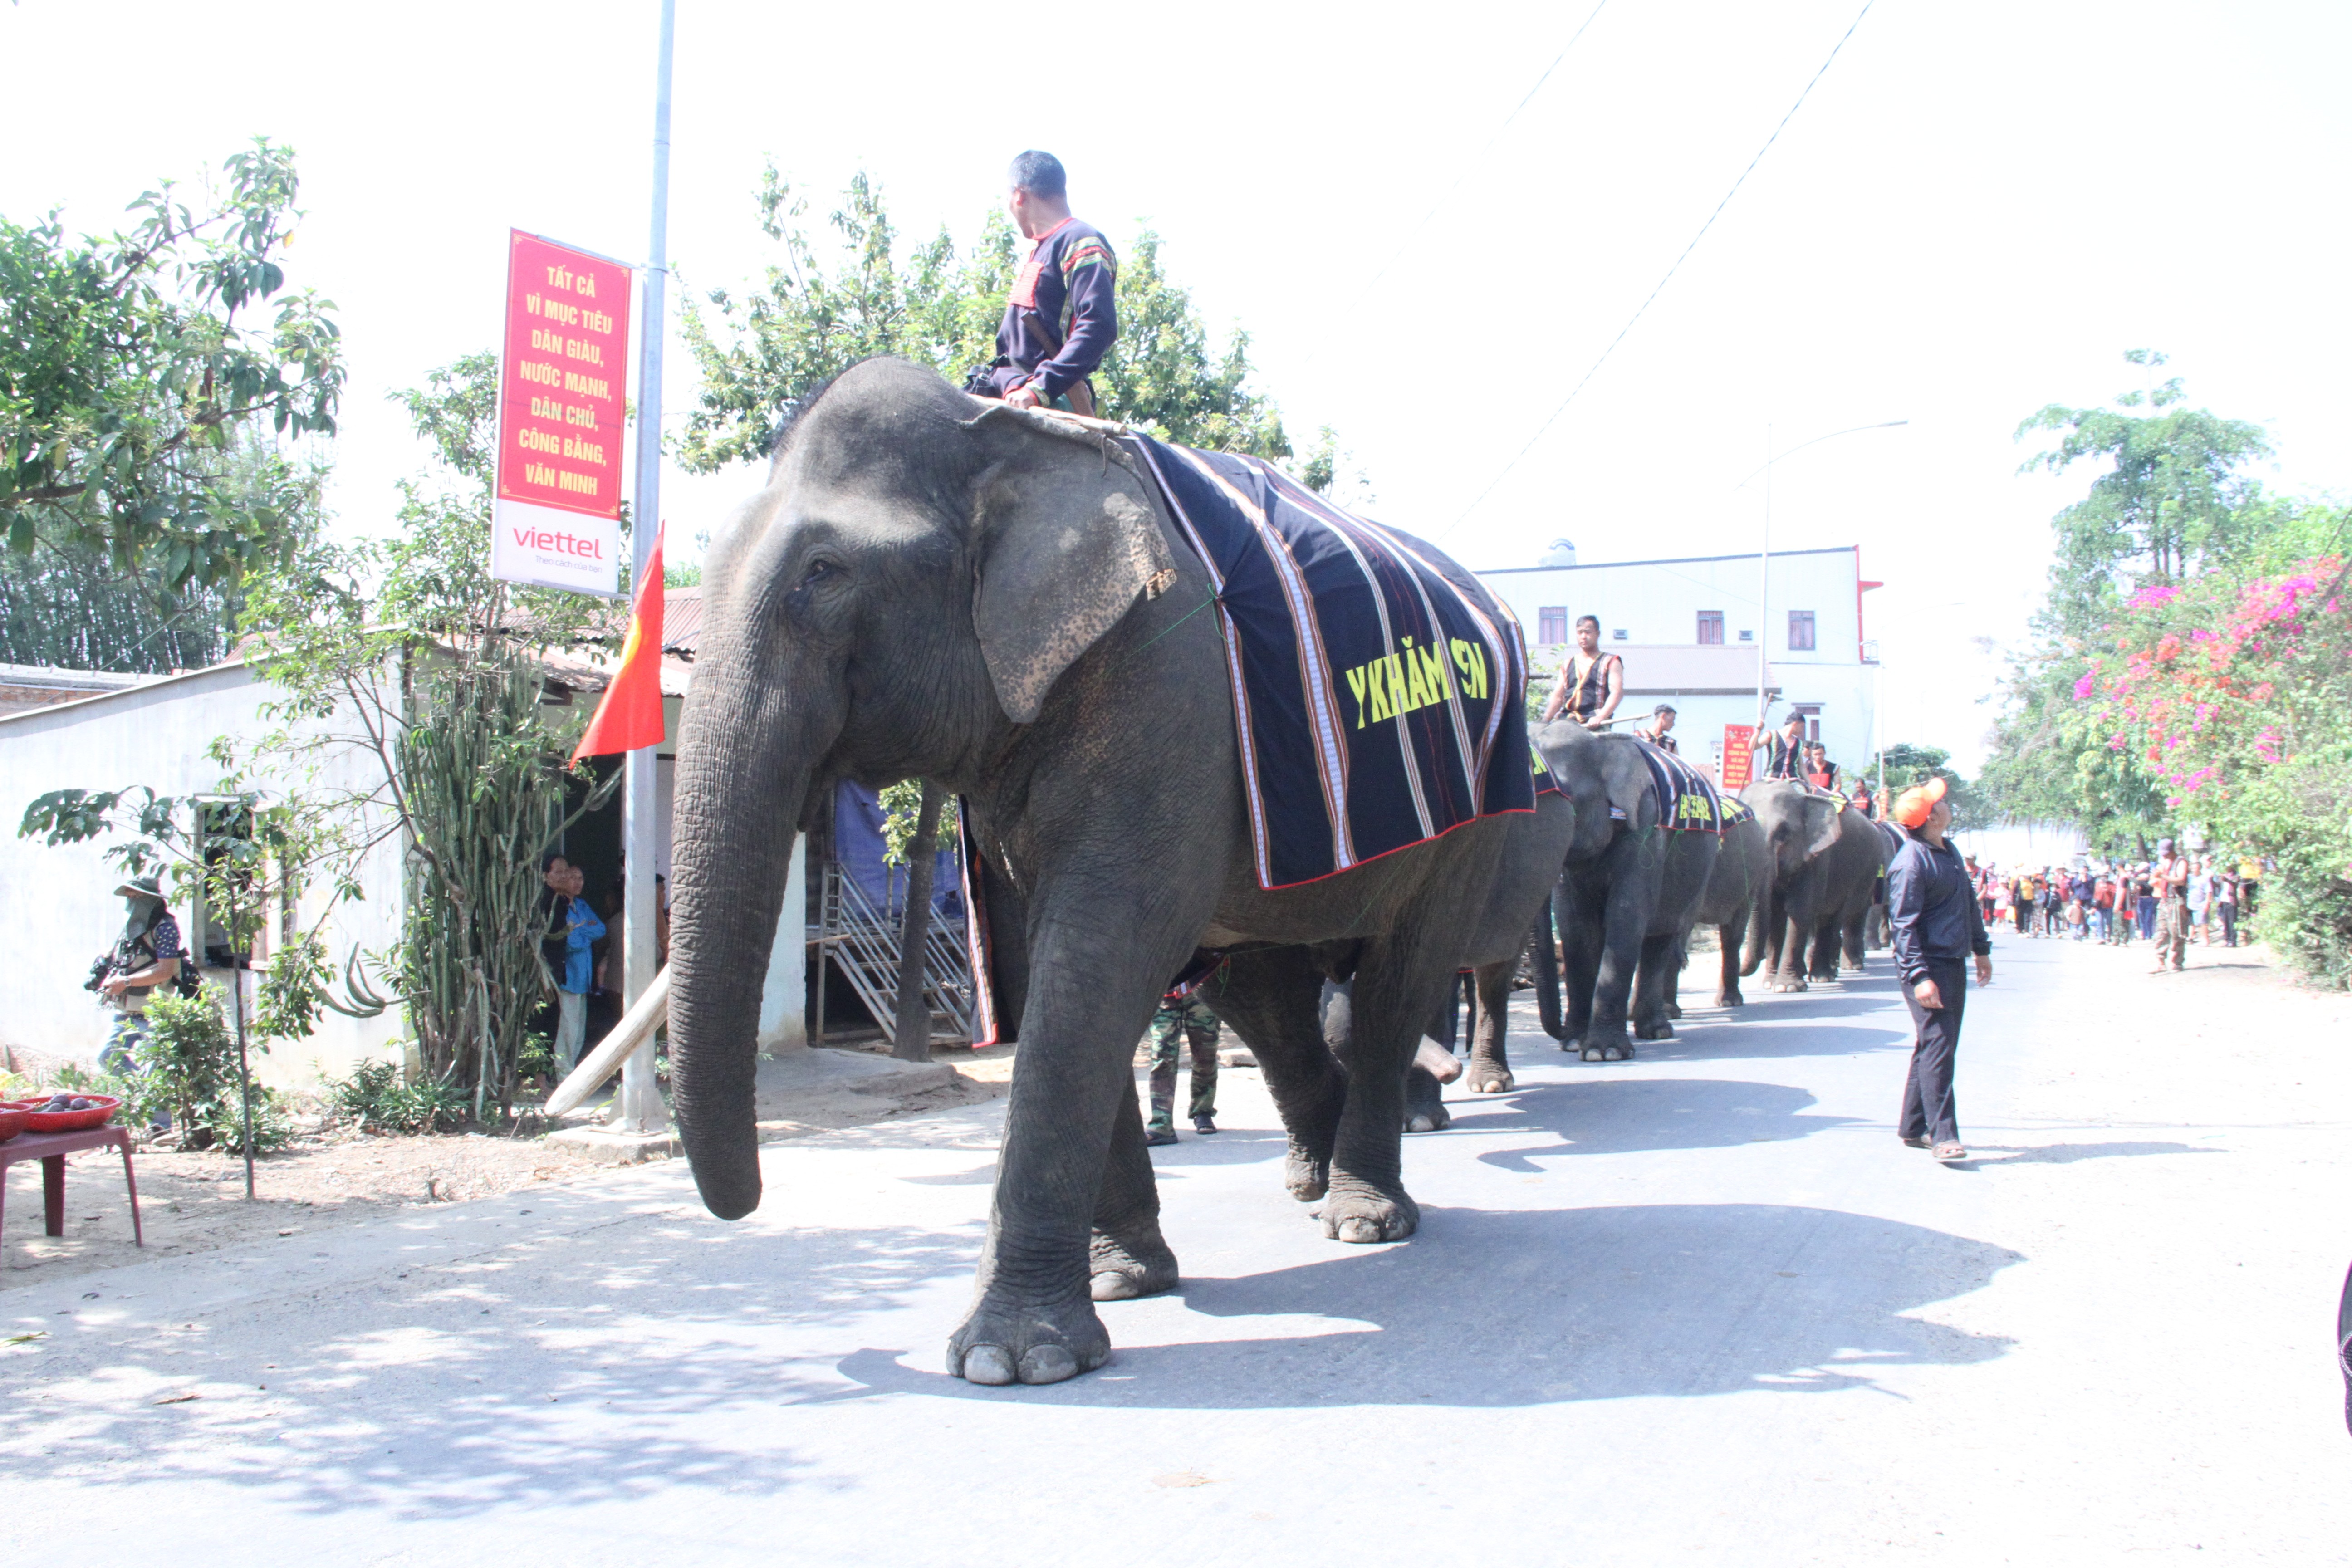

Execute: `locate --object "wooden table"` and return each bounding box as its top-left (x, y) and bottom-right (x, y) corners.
top-left (0, 1125), bottom-right (143, 1252)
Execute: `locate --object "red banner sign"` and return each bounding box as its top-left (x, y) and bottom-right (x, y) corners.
top-left (491, 230), bottom-right (632, 595)
top-left (1719, 723), bottom-right (1757, 791)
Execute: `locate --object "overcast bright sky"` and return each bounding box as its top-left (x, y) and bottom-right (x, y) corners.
top-left (7, 0), bottom-right (2347, 769)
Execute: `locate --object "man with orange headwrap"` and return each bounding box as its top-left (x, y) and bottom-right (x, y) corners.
top-left (1885, 776), bottom-right (1993, 1163)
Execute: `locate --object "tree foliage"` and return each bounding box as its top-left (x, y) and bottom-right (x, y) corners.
top-left (238, 355), bottom-right (617, 1114)
top-left (676, 169), bottom-right (1297, 474)
top-left (1983, 353), bottom-right (2352, 982)
top-left (0, 140), bottom-right (341, 595)
top-left (1866, 742), bottom-right (1991, 831)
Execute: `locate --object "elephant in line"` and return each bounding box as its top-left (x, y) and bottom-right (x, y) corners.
top-left (668, 358), bottom-right (1541, 1386)
top-left (1664, 807), bottom-right (1771, 1016)
top-left (1534, 723), bottom-right (1725, 1062)
top-left (1739, 780), bottom-right (1900, 991)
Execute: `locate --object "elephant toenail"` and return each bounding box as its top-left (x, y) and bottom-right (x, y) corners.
top-left (1406, 1115), bottom-right (1436, 1133)
top-left (1090, 1271), bottom-right (1137, 1302)
top-left (961, 1345), bottom-right (1017, 1385)
top-left (1337, 1217), bottom-right (1381, 1244)
top-left (1019, 1345), bottom-right (1079, 1384)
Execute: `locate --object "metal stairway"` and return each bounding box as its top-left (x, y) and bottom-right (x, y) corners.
top-left (813, 857), bottom-right (972, 1043)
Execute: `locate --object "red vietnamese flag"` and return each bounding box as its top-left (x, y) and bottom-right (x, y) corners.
top-left (573, 523), bottom-right (666, 760)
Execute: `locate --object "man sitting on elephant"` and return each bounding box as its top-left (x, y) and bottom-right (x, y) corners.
top-left (970, 150), bottom-right (1119, 418)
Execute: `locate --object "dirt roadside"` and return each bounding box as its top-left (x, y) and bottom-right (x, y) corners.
top-left (0, 1040), bottom-right (1015, 1291)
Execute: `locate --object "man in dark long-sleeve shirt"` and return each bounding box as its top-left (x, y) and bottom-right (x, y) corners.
top-left (980, 150), bottom-right (1118, 416)
top-left (1885, 777), bottom-right (1993, 1161)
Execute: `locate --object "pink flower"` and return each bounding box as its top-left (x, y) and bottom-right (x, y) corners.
top-left (2073, 673), bottom-right (2096, 700)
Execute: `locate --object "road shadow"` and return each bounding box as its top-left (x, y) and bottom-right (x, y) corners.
top-left (1970, 1141), bottom-right (2223, 1166)
top-left (1619, 1022), bottom-right (1914, 1063)
top-left (832, 1201), bottom-right (2021, 1410)
top-left (1464, 1078), bottom-right (1858, 1169)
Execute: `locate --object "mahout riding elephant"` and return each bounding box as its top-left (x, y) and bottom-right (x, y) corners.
top-left (1536, 723), bottom-right (1724, 1061)
top-left (667, 357), bottom-right (1538, 1387)
top-left (1739, 780), bottom-right (1899, 991)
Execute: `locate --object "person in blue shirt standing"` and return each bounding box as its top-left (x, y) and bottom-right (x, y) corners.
top-left (1886, 777), bottom-right (1993, 1164)
top-left (555, 861), bottom-right (604, 1073)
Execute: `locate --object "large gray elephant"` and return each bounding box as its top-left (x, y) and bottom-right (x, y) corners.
top-left (1539, 723), bottom-right (1725, 1061)
top-left (667, 357), bottom-right (1541, 1386)
top-left (1740, 780), bottom-right (1899, 991)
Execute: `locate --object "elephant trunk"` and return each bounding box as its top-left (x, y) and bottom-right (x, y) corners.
top-left (1741, 874), bottom-right (1770, 977)
top-left (666, 676), bottom-right (808, 1222)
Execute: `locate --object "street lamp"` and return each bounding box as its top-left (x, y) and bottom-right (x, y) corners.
top-left (1733, 420), bottom-right (1908, 766)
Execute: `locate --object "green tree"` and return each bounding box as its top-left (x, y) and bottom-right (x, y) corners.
top-left (677, 169), bottom-right (1298, 474)
top-left (1865, 743), bottom-right (1991, 832)
top-left (0, 140), bottom-right (341, 595)
top-left (237, 355), bottom-right (617, 1117)
top-left (2014, 350), bottom-right (2271, 637)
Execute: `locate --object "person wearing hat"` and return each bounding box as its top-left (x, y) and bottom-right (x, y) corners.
top-left (92, 873), bottom-right (188, 1077)
top-left (1884, 777), bottom-right (1992, 1163)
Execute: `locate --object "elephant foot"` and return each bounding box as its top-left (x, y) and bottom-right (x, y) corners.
top-left (1578, 1035), bottom-right (1636, 1063)
top-left (1715, 989), bottom-right (1744, 1008)
top-left (1284, 1141), bottom-right (1330, 1203)
top-left (1768, 976), bottom-right (1808, 994)
top-left (1088, 1224), bottom-right (1179, 1302)
top-left (1315, 1179), bottom-right (1419, 1244)
top-left (1635, 1018), bottom-right (1675, 1041)
top-left (949, 1294), bottom-right (1111, 1386)
top-left (1403, 1066), bottom-right (1450, 1134)
top-left (1404, 1101), bottom-right (1451, 1134)
top-left (1466, 1057), bottom-right (1514, 1094)
top-left (1664, 999), bottom-right (1683, 1020)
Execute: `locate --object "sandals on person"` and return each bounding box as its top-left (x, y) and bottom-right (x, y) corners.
top-left (1933, 1142), bottom-right (1968, 1163)
top-left (1901, 1134), bottom-right (1931, 1149)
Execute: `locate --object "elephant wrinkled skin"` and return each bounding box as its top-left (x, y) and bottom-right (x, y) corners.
top-left (666, 358), bottom-right (1539, 1386)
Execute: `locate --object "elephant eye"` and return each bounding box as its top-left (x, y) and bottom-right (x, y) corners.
top-left (799, 558), bottom-right (838, 589)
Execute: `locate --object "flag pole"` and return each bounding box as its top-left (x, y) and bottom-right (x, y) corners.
top-left (614, 0), bottom-right (676, 1137)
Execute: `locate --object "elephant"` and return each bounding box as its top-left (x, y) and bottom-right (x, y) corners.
top-left (1665, 807), bottom-right (1771, 1014)
top-left (1740, 780), bottom-right (1901, 991)
top-left (1534, 723), bottom-right (1725, 1061)
top-left (666, 357), bottom-right (1545, 1386)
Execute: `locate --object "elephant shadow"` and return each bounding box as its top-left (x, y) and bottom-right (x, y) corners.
top-left (1620, 1020), bottom-right (1915, 1063)
top-left (833, 1201), bottom-right (2021, 1410)
top-left (1463, 1077), bottom-right (1859, 1168)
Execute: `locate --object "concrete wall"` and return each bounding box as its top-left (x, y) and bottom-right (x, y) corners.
top-left (0, 663), bottom-right (406, 1085)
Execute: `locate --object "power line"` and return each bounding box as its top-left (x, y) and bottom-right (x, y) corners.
top-left (1446, 0), bottom-right (1880, 536)
top-left (1300, 1), bottom-right (1612, 372)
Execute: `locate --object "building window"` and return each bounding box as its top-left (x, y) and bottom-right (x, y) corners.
top-left (1612, 627), bottom-right (1627, 641)
top-left (1538, 607), bottom-right (1568, 644)
top-left (1788, 610), bottom-right (1816, 651)
top-left (1696, 611), bottom-right (1724, 645)
top-left (1794, 704), bottom-right (1822, 745)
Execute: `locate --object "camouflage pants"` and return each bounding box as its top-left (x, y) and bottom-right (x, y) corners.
top-left (1146, 995), bottom-right (1220, 1131)
top-left (2154, 896), bottom-right (2190, 970)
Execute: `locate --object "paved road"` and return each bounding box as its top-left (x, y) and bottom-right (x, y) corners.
top-left (5, 934), bottom-right (2349, 1564)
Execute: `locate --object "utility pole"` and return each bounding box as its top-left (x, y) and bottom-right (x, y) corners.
top-left (612, 0), bottom-right (675, 1138)
top-left (1754, 423), bottom-right (1773, 745)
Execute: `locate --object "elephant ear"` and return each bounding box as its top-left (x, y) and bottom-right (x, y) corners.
top-left (964, 406), bottom-right (1178, 724)
top-left (1602, 738), bottom-right (1657, 827)
top-left (1803, 795), bottom-right (1844, 858)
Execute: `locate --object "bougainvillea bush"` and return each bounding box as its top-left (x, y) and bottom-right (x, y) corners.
top-left (2085, 558), bottom-right (2352, 984)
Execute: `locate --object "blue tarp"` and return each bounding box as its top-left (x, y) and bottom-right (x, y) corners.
top-left (833, 781), bottom-right (964, 921)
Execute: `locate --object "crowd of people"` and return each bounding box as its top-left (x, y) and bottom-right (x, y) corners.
top-left (1964, 845), bottom-right (2257, 972)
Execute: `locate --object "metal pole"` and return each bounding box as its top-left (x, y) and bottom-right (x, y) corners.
top-left (1754, 424), bottom-right (1772, 750)
top-left (615, 0), bottom-right (675, 1137)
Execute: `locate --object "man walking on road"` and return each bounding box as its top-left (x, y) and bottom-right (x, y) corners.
top-left (1886, 777), bottom-right (1992, 1164)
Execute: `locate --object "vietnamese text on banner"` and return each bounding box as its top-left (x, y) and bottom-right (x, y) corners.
top-left (491, 230), bottom-right (632, 596)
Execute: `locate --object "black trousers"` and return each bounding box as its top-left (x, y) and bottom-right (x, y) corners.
top-left (1899, 959), bottom-right (1968, 1146)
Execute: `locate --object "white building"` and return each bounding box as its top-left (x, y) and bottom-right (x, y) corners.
top-left (1478, 544), bottom-right (1883, 778)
